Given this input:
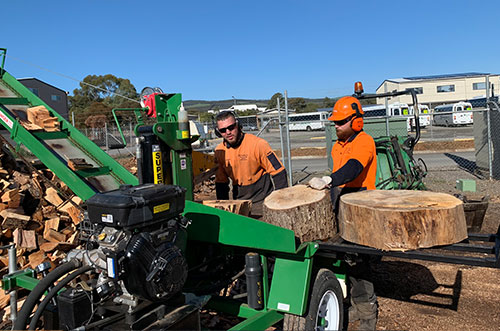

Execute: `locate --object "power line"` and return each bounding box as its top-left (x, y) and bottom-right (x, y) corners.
top-left (6, 54), bottom-right (140, 104)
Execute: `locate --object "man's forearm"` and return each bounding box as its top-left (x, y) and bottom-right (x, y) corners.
top-left (330, 159), bottom-right (363, 187)
top-left (272, 169), bottom-right (288, 189)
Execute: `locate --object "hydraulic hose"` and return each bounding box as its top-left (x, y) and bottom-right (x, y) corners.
top-left (28, 265), bottom-right (93, 330)
top-left (14, 259), bottom-right (81, 330)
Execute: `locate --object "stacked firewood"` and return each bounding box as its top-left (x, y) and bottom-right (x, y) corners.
top-left (20, 106), bottom-right (60, 132)
top-left (0, 148), bottom-right (83, 315)
top-left (193, 171), bottom-right (217, 202)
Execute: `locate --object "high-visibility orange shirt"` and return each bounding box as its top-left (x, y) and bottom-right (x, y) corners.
top-left (215, 133), bottom-right (286, 203)
top-left (331, 131), bottom-right (377, 190)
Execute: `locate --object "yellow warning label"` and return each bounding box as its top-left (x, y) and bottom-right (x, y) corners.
top-left (181, 130), bottom-right (189, 139)
top-left (152, 147), bottom-right (164, 184)
top-left (153, 202), bottom-right (170, 214)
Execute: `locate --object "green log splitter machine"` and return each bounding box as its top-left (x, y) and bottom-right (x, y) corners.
top-left (0, 49), bottom-right (498, 330)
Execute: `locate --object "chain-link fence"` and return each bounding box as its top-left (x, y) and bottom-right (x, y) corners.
top-left (78, 93), bottom-right (500, 191)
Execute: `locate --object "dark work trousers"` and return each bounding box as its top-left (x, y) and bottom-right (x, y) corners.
top-left (348, 256), bottom-right (378, 329)
top-left (330, 187), bottom-right (378, 329)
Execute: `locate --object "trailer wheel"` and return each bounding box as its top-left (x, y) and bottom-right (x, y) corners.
top-left (306, 126), bottom-right (312, 132)
top-left (283, 269), bottom-right (343, 331)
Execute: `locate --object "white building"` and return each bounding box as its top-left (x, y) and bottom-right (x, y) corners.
top-left (376, 73), bottom-right (500, 108)
top-left (227, 104), bottom-right (259, 112)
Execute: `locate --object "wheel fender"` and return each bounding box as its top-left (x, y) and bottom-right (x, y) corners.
top-left (338, 277), bottom-right (347, 298)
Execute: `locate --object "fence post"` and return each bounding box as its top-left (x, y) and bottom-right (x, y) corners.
top-left (104, 122), bottom-right (109, 151)
top-left (129, 121), bottom-right (133, 147)
top-left (277, 98), bottom-right (286, 176)
top-left (486, 75), bottom-right (493, 179)
top-left (284, 90), bottom-right (293, 186)
top-left (384, 82), bottom-right (390, 136)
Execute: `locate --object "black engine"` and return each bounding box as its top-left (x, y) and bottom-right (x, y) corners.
top-left (84, 183), bottom-right (189, 302)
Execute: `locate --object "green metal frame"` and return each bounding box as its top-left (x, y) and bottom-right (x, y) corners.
top-left (374, 136), bottom-right (426, 190)
top-left (0, 68), bottom-right (138, 200)
top-left (0, 48), bottom-right (6, 76)
top-left (2, 269), bottom-right (37, 292)
top-left (111, 107), bottom-right (147, 147)
top-left (0, 53), bottom-right (348, 330)
top-left (151, 93), bottom-right (194, 200)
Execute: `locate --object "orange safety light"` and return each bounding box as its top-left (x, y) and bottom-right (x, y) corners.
top-left (354, 81), bottom-right (364, 96)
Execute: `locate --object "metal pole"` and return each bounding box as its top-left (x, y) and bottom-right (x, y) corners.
top-left (284, 90), bottom-right (292, 186)
top-left (486, 75), bottom-right (493, 179)
top-left (71, 112), bottom-right (75, 127)
top-left (104, 122), bottom-right (109, 150)
top-left (277, 98), bottom-right (286, 174)
top-left (8, 244), bottom-right (17, 324)
top-left (384, 82), bottom-right (390, 135)
top-left (129, 122), bottom-right (133, 147)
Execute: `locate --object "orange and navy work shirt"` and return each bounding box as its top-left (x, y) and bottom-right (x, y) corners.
top-left (215, 133), bottom-right (286, 203)
top-left (331, 131), bottom-right (377, 190)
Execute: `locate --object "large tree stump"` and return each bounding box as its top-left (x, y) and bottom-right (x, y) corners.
top-left (339, 190), bottom-right (468, 251)
top-left (263, 185), bottom-right (336, 243)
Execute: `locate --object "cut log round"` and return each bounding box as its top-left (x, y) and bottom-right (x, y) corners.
top-left (339, 190), bottom-right (468, 251)
top-left (263, 185), bottom-right (336, 243)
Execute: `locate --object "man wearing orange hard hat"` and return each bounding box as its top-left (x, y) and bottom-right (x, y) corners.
top-left (309, 95), bottom-right (378, 330)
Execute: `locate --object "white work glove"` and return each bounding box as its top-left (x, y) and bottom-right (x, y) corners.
top-left (308, 176), bottom-right (332, 190)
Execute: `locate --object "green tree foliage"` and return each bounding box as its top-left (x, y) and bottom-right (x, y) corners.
top-left (236, 109), bottom-right (259, 117)
top-left (288, 97), bottom-right (308, 113)
top-left (267, 92), bottom-right (284, 109)
top-left (323, 97), bottom-right (338, 108)
top-left (69, 74), bottom-right (139, 128)
top-left (198, 111), bottom-right (215, 123)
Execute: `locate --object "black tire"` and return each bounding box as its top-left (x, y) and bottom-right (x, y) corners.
top-left (283, 269), bottom-right (343, 331)
top-left (306, 126), bottom-right (312, 132)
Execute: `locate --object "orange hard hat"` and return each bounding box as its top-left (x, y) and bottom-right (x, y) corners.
top-left (328, 96), bottom-right (364, 121)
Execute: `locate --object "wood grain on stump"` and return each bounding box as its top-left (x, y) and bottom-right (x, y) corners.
top-left (339, 190), bottom-right (468, 251)
top-left (263, 185), bottom-right (336, 243)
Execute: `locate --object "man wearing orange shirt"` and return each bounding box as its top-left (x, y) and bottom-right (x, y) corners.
top-left (214, 111), bottom-right (288, 217)
top-left (328, 96), bottom-right (378, 331)
top-left (328, 96), bottom-right (377, 212)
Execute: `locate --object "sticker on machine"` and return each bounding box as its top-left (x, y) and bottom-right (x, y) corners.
top-left (153, 202), bottom-right (170, 214)
top-left (106, 257), bottom-right (116, 278)
top-left (180, 159), bottom-right (187, 170)
top-left (102, 214), bottom-right (113, 223)
top-left (0, 111), bottom-right (13, 129)
top-left (277, 302), bottom-right (290, 311)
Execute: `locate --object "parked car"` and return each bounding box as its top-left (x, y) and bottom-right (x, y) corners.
top-left (242, 125), bottom-right (258, 131)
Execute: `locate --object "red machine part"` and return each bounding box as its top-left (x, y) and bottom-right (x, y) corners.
top-left (140, 87), bottom-right (164, 118)
top-left (141, 93), bottom-right (160, 118)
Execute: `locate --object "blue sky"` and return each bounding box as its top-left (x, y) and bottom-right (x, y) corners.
top-left (3, 1), bottom-right (500, 101)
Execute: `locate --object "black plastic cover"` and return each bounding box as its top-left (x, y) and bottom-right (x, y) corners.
top-left (86, 183), bottom-right (186, 229)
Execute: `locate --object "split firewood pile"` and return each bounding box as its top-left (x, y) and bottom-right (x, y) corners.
top-left (193, 173), bottom-right (216, 201)
top-left (0, 149), bottom-right (83, 315)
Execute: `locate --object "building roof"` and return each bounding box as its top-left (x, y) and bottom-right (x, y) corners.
top-left (377, 72), bottom-right (497, 92)
top-left (18, 77), bottom-right (67, 93)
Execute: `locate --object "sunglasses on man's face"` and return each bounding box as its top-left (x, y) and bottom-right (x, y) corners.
top-left (218, 123), bottom-right (237, 133)
top-left (333, 116), bottom-right (353, 126)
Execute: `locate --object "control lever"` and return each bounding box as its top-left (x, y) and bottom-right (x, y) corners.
top-left (36, 262), bottom-right (58, 306)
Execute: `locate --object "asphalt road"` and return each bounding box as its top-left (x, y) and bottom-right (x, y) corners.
top-left (289, 151), bottom-right (476, 177)
top-left (254, 125), bottom-right (474, 151)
